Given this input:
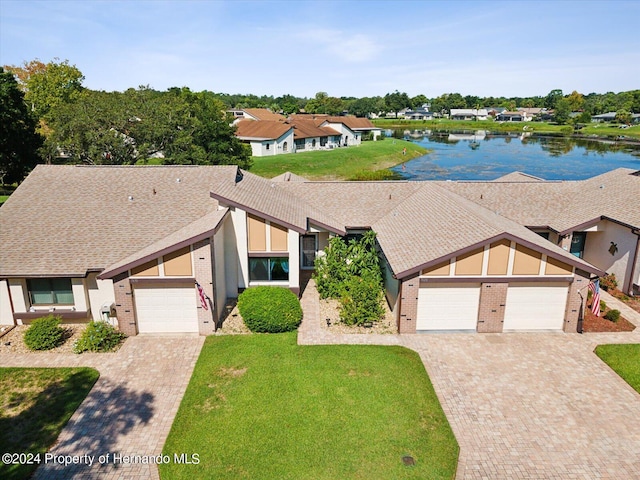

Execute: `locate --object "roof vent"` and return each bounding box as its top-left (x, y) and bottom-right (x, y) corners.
top-left (176, 178), bottom-right (181, 183)
top-left (128, 195), bottom-right (134, 201)
top-left (599, 184), bottom-right (604, 189)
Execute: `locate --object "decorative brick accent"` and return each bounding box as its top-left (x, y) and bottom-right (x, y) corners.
top-left (477, 283), bottom-right (507, 333)
top-left (398, 275), bottom-right (419, 333)
top-left (113, 272), bottom-right (137, 336)
top-left (564, 276), bottom-right (586, 332)
top-left (193, 238), bottom-right (216, 335)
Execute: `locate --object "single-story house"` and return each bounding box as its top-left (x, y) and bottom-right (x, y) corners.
top-left (592, 112), bottom-right (617, 123)
top-left (403, 109), bottom-right (434, 121)
top-left (450, 109), bottom-right (489, 121)
top-left (496, 111), bottom-right (528, 122)
top-left (290, 120), bottom-right (343, 151)
top-left (235, 120), bottom-right (294, 156)
top-left (4, 166), bottom-right (637, 336)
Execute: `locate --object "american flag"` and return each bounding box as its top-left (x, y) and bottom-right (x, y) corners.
top-left (589, 279), bottom-right (601, 317)
top-left (195, 281), bottom-right (209, 311)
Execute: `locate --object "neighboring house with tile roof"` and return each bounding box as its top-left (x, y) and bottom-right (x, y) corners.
top-left (235, 120), bottom-right (294, 156)
top-left (3, 165), bottom-right (638, 337)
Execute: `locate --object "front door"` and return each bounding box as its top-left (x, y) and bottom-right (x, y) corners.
top-left (301, 235), bottom-right (317, 269)
top-left (570, 232), bottom-right (586, 258)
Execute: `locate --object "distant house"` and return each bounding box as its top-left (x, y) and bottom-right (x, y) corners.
top-left (230, 108), bottom-right (286, 124)
top-left (403, 109), bottom-right (434, 121)
top-left (496, 111), bottom-right (527, 122)
top-left (450, 109), bottom-right (489, 121)
top-left (291, 120), bottom-right (342, 151)
top-left (235, 120), bottom-right (294, 156)
top-left (518, 107), bottom-right (545, 119)
top-left (592, 112), bottom-right (617, 123)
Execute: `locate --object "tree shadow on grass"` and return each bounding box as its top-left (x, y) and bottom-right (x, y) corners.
top-left (0, 368), bottom-right (155, 479)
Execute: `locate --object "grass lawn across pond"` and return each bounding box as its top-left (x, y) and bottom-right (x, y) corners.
top-left (595, 344), bottom-right (640, 393)
top-left (0, 367), bottom-right (100, 480)
top-left (161, 332), bottom-right (458, 480)
top-left (248, 139), bottom-right (425, 180)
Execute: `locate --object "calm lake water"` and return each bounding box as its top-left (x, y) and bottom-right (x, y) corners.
top-left (391, 130), bottom-right (640, 181)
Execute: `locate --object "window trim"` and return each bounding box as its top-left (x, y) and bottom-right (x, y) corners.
top-left (249, 256), bottom-right (290, 282)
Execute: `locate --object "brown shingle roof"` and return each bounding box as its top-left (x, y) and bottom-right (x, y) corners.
top-left (438, 168), bottom-right (640, 233)
top-left (235, 120), bottom-right (292, 140)
top-left (0, 165), bottom-right (234, 277)
top-left (208, 168), bottom-right (345, 235)
top-left (291, 120), bottom-right (340, 139)
top-left (242, 108), bottom-right (286, 122)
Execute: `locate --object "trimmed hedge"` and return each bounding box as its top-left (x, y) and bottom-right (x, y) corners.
top-left (23, 315), bottom-right (65, 350)
top-left (73, 321), bottom-right (126, 353)
top-left (238, 286), bottom-right (302, 333)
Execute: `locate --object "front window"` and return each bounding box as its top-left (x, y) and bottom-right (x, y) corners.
top-left (295, 139), bottom-right (305, 150)
top-left (28, 278), bottom-right (74, 305)
top-left (249, 257), bottom-right (289, 282)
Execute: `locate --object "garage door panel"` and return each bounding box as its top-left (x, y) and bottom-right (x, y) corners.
top-left (417, 283), bottom-right (480, 331)
top-left (134, 284), bottom-right (199, 333)
top-left (503, 283), bottom-right (568, 331)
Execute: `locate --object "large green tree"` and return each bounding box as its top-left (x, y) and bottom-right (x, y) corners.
top-left (5, 59), bottom-right (84, 119)
top-left (384, 90), bottom-right (411, 117)
top-left (0, 68), bottom-right (43, 184)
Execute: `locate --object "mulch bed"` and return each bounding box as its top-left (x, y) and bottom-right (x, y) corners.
top-left (582, 303), bottom-right (636, 333)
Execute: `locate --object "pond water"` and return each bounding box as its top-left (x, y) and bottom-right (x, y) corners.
top-left (390, 130), bottom-right (640, 181)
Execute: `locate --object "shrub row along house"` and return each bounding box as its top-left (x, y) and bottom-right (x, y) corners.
top-left (230, 108), bottom-right (382, 156)
top-left (1, 166), bottom-right (639, 335)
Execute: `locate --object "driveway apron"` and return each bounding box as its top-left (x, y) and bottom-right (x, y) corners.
top-left (0, 334), bottom-right (204, 479)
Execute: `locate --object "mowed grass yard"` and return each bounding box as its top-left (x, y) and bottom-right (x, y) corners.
top-left (0, 367), bottom-right (99, 480)
top-left (248, 139), bottom-right (426, 180)
top-left (161, 332), bottom-right (458, 480)
top-left (595, 344), bottom-right (640, 393)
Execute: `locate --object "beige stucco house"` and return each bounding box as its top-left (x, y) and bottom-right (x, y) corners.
top-left (2, 165), bottom-right (638, 336)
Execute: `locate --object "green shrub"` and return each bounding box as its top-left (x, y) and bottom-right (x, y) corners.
top-left (600, 274), bottom-right (618, 291)
top-left (339, 272), bottom-right (384, 326)
top-left (604, 309), bottom-right (621, 322)
top-left (73, 321), bottom-right (126, 353)
top-left (600, 300), bottom-right (607, 312)
top-left (314, 230), bottom-right (382, 300)
top-left (238, 286), bottom-right (302, 333)
top-left (23, 315), bottom-right (65, 350)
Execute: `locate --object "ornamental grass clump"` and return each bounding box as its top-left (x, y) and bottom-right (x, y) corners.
top-left (73, 320), bottom-right (126, 353)
top-left (238, 286), bottom-right (302, 333)
top-left (23, 315), bottom-right (65, 350)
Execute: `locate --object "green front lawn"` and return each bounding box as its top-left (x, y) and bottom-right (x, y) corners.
top-left (595, 344), bottom-right (640, 393)
top-left (161, 332), bottom-right (458, 480)
top-left (0, 367), bottom-right (100, 480)
top-left (248, 139), bottom-right (426, 180)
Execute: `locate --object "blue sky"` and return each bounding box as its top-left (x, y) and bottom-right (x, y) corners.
top-left (1, 0), bottom-right (638, 98)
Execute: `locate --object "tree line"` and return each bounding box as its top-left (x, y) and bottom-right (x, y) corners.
top-left (2, 58), bottom-right (639, 185)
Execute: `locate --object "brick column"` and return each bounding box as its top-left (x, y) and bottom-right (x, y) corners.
top-left (193, 238), bottom-right (216, 335)
top-left (113, 272), bottom-right (137, 336)
top-left (477, 282), bottom-right (507, 333)
top-left (398, 275), bottom-right (419, 333)
top-left (564, 276), bottom-right (587, 332)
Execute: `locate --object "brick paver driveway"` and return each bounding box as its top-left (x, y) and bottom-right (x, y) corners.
top-left (0, 334), bottom-right (204, 479)
top-left (404, 332), bottom-right (640, 479)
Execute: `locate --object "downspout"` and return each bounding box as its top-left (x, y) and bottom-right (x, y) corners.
top-left (4, 279), bottom-right (17, 326)
top-left (627, 229), bottom-right (640, 295)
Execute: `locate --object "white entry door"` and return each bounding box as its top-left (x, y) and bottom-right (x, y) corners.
top-left (503, 283), bottom-right (568, 331)
top-left (134, 283), bottom-right (199, 333)
top-left (417, 283), bottom-right (481, 331)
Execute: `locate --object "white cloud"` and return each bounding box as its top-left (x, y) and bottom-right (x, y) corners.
top-left (296, 28), bottom-right (379, 63)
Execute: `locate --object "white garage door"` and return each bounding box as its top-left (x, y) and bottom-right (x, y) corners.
top-left (503, 283), bottom-right (568, 331)
top-left (134, 283), bottom-right (199, 333)
top-left (417, 283), bottom-right (481, 331)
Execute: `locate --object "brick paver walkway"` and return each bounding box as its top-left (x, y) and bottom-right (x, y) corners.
top-left (299, 279), bottom-right (640, 479)
top-left (0, 334), bottom-right (204, 479)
